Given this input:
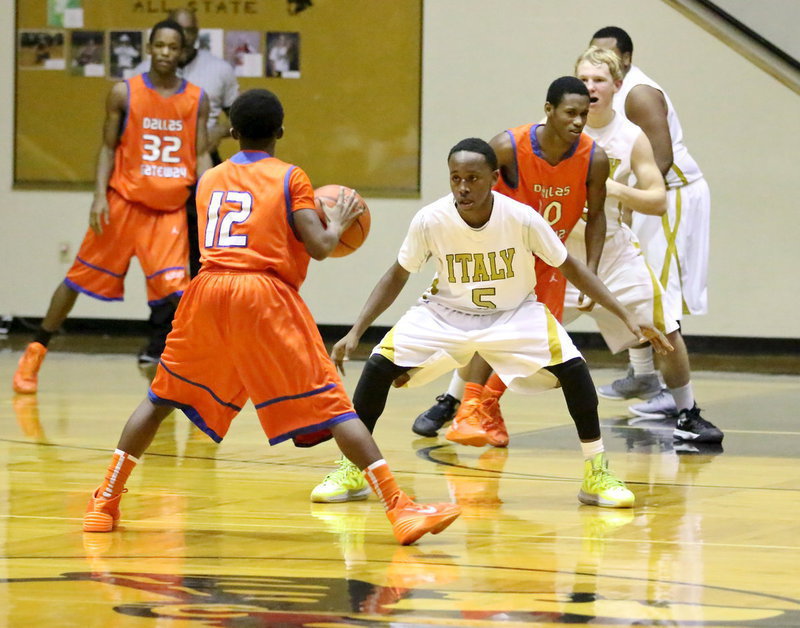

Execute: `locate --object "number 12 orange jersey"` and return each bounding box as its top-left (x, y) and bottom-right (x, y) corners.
top-left (109, 73), bottom-right (202, 211)
top-left (195, 150), bottom-right (317, 290)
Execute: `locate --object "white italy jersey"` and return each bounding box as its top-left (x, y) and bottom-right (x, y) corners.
top-left (614, 65), bottom-right (703, 189)
top-left (398, 191), bottom-right (567, 313)
top-left (584, 113), bottom-right (641, 236)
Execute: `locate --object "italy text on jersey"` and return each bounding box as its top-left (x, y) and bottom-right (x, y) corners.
top-left (444, 249), bottom-right (516, 283)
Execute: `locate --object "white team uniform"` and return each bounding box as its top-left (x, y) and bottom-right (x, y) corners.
top-left (373, 191), bottom-right (581, 393)
top-left (563, 113), bottom-right (679, 353)
top-left (614, 65), bottom-right (710, 318)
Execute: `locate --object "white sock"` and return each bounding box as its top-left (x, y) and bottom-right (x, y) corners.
top-left (446, 371), bottom-right (466, 401)
top-left (669, 382), bottom-right (695, 412)
top-left (629, 346), bottom-right (655, 376)
top-left (581, 438), bottom-right (604, 459)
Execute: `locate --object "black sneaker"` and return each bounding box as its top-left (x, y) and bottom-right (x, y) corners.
top-left (412, 393), bottom-right (460, 437)
top-left (673, 405), bottom-right (723, 443)
top-left (137, 348), bottom-right (160, 366)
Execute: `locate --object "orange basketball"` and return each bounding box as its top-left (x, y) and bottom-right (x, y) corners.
top-left (313, 184), bottom-right (371, 257)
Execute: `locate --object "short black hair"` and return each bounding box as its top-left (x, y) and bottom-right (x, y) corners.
top-left (448, 137), bottom-right (498, 170)
top-left (592, 26), bottom-right (633, 56)
top-left (230, 89), bottom-right (285, 140)
top-left (546, 76), bottom-right (589, 108)
top-left (149, 19), bottom-right (186, 47)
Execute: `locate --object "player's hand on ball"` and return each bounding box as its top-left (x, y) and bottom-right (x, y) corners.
top-left (331, 330), bottom-right (360, 375)
top-left (328, 187), bottom-right (363, 232)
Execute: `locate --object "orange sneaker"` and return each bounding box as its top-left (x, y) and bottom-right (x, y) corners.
top-left (12, 394), bottom-right (45, 440)
top-left (444, 398), bottom-right (490, 447)
top-left (12, 342), bottom-right (47, 394)
top-left (386, 492), bottom-right (461, 545)
top-left (83, 487), bottom-right (127, 533)
top-left (479, 397), bottom-right (509, 447)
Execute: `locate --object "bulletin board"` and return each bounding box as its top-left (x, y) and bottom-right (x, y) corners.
top-left (15, 0), bottom-right (422, 196)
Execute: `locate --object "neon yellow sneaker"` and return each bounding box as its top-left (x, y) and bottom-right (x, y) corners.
top-left (310, 457), bottom-right (371, 503)
top-left (578, 453), bottom-right (635, 508)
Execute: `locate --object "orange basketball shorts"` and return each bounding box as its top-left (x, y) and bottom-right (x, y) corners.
top-left (148, 270), bottom-right (357, 446)
top-left (64, 188), bottom-right (189, 305)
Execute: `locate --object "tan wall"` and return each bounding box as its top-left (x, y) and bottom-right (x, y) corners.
top-left (2, 0), bottom-right (798, 338)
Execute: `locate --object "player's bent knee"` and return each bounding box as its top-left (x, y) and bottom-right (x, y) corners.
top-left (546, 357), bottom-right (598, 408)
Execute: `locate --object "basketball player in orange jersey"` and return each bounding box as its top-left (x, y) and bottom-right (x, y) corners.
top-left (82, 89), bottom-right (461, 545)
top-left (413, 77), bottom-right (610, 446)
top-left (12, 19), bottom-right (212, 395)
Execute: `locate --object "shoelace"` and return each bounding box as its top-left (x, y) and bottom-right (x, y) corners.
top-left (457, 400), bottom-right (484, 426)
top-left (590, 462), bottom-right (624, 488)
top-left (324, 459), bottom-right (354, 482)
top-left (680, 406), bottom-right (713, 428)
top-left (479, 400), bottom-right (504, 431)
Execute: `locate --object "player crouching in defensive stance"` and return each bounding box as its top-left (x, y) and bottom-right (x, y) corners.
top-left (311, 138), bottom-right (672, 509)
top-left (82, 89), bottom-right (460, 545)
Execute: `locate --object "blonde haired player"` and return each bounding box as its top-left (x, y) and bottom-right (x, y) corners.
top-left (567, 47), bottom-right (721, 443)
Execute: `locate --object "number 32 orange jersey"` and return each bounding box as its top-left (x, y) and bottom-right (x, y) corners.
top-left (109, 73), bottom-right (202, 211)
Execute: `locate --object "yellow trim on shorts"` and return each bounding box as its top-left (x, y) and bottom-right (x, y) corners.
top-left (645, 262), bottom-right (667, 333)
top-left (377, 326), bottom-right (396, 362)
top-left (660, 188), bottom-right (691, 316)
top-left (671, 162), bottom-right (689, 186)
top-left (545, 308), bottom-right (563, 366)
top-left (659, 187), bottom-right (681, 289)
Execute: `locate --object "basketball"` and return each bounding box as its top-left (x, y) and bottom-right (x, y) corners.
top-left (313, 184), bottom-right (371, 257)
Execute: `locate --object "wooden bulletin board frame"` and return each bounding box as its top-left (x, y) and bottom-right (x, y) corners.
top-left (15, 0), bottom-right (422, 196)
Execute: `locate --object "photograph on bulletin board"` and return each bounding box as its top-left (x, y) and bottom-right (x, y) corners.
top-left (15, 0), bottom-right (422, 196)
top-left (69, 30), bottom-right (105, 77)
top-left (266, 32), bottom-right (300, 79)
top-left (224, 30), bottom-right (264, 78)
top-left (109, 30), bottom-right (143, 80)
top-left (18, 30), bottom-right (66, 70)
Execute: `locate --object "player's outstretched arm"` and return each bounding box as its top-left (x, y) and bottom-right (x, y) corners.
top-left (558, 254), bottom-right (673, 354)
top-left (606, 132), bottom-right (666, 216)
top-left (89, 81), bottom-right (127, 234)
top-left (331, 261), bottom-right (410, 375)
top-left (294, 186), bottom-right (362, 260)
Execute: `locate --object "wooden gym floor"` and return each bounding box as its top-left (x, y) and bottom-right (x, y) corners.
top-left (1, 335), bottom-right (798, 626)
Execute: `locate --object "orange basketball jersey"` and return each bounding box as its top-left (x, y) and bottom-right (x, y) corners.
top-left (494, 123), bottom-right (595, 320)
top-left (109, 73), bottom-right (202, 211)
top-left (195, 150), bottom-right (316, 289)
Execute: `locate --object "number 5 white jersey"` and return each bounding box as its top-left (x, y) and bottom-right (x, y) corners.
top-left (398, 191), bottom-right (568, 314)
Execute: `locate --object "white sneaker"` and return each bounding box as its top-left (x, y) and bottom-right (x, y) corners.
top-left (628, 389), bottom-right (677, 421)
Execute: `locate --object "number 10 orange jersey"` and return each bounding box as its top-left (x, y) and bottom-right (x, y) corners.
top-left (494, 123), bottom-right (595, 320)
top-left (109, 73), bottom-right (202, 211)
